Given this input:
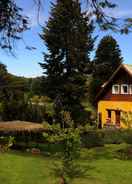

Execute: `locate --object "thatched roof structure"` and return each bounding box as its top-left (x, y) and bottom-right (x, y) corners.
top-left (0, 121), bottom-right (44, 135)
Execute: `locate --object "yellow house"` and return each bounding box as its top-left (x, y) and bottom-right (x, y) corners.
top-left (96, 64), bottom-right (132, 128)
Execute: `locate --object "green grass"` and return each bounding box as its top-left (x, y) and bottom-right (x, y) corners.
top-left (0, 152), bottom-right (58, 184)
top-left (0, 144), bottom-right (132, 184)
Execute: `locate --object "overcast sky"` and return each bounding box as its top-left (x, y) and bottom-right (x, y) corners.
top-left (0, 0), bottom-right (132, 77)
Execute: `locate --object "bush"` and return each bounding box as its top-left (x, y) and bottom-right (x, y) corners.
top-left (122, 129), bottom-right (132, 144)
top-left (9, 127), bottom-right (132, 152)
top-left (11, 133), bottom-right (45, 151)
top-left (81, 130), bottom-right (104, 148)
top-left (101, 130), bottom-right (124, 144)
top-left (116, 145), bottom-right (132, 160)
top-left (0, 136), bottom-right (14, 152)
top-left (33, 143), bottom-right (64, 154)
top-left (81, 129), bottom-right (132, 148)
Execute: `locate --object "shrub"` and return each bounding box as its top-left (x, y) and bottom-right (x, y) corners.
top-left (122, 129), bottom-right (132, 144)
top-left (0, 136), bottom-right (14, 152)
top-left (121, 111), bottom-right (132, 128)
top-left (80, 129), bottom-right (132, 148)
top-left (101, 130), bottom-right (124, 144)
top-left (116, 145), bottom-right (132, 160)
top-left (81, 130), bottom-right (104, 148)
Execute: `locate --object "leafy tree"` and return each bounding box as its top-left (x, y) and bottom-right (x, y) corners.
top-left (0, 63), bottom-right (47, 122)
top-left (0, 63), bottom-right (11, 100)
top-left (0, 71), bottom-right (29, 121)
top-left (28, 77), bottom-right (45, 96)
top-left (40, 0), bottom-right (94, 126)
top-left (0, 62), bottom-right (9, 85)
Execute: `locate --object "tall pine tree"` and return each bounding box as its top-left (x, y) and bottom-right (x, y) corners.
top-left (40, 0), bottom-right (94, 126)
top-left (93, 35), bottom-right (123, 83)
top-left (90, 35), bottom-right (123, 104)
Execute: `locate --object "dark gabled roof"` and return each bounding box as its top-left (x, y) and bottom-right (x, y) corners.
top-left (95, 64), bottom-right (132, 102)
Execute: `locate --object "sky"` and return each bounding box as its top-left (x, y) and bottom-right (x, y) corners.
top-left (0, 0), bottom-right (132, 77)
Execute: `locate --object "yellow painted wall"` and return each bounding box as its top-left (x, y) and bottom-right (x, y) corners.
top-left (98, 100), bottom-right (132, 128)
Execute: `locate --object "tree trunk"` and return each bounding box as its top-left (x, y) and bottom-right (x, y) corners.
top-left (59, 176), bottom-right (65, 184)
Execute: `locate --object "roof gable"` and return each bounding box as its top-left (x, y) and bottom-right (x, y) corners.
top-left (124, 64), bottom-right (132, 76)
top-left (95, 64), bottom-right (132, 102)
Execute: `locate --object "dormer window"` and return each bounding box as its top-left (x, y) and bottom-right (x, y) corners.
top-left (121, 84), bottom-right (129, 94)
top-left (112, 85), bottom-right (120, 94)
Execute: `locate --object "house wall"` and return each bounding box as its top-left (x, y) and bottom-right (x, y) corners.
top-left (97, 66), bottom-right (132, 128)
top-left (98, 100), bottom-right (132, 128)
top-left (101, 68), bottom-right (132, 101)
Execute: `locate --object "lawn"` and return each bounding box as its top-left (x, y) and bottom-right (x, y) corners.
top-left (0, 144), bottom-right (132, 184)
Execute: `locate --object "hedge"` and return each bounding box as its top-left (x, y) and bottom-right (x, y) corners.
top-left (81, 129), bottom-right (132, 148)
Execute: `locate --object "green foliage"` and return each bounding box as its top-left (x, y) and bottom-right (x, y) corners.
top-left (121, 111), bottom-right (132, 128)
top-left (28, 77), bottom-right (45, 96)
top-left (81, 130), bottom-right (104, 148)
top-left (101, 129), bottom-right (124, 144)
top-left (122, 129), bottom-right (132, 144)
top-left (0, 95), bottom-right (47, 123)
top-left (0, 63), bottom-right (43, 122)
top-left (54, 128), bottom-right (83, 184)
top-left (0, 136), bottom-right (15, 152)
top-left (0, 63), bottom-right (29, 121)
top-left (94, 35), bottom-right (123, 82)
top-left (0, 63), bottom-right (10, 99)
top-left (40, 0), bottom-right (95, 126)
top-left (89, 77), bottom-right (102, 104)
top-left (1, 0), bottom-right (132, 52)
top-left (0, 62), bottom-right (51, 123)
top-left (30, 95), bottom-right (54, 123)
top-left (0, 0), bottom-right (28, 50)
top-left (90, 35), bottom-right (123, 101)
top-left (31, 95), bottom-right (53, 107)
top-left (116, 145), bottom-right (132, 160)
top-left (43, 112), bottom-right (85, 184)
top-left (24, 101), bottom-right (46, 123)
top-left (40, 0), bottom-right (94, 76)
top-left (1, 94), bottom-right (27, 121)
top-left (81, 129), bottom-right (132, 147)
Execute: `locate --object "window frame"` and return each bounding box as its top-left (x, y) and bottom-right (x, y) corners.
top-left (112, 84), bottom-right (120, 94)
top-left (129, 85), bottom-right (132, 94)
top-left (121, 84), bottom-right (129, 94)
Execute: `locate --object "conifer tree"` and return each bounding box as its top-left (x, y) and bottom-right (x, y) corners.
top-left (93, 35), bottom-right (123, 84)
top-left (90, 35), bottom-right (123, 103)
top-left (40, 0), bottom-right (94, 126)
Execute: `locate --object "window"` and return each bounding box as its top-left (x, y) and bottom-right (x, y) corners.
top-left (121, 84), bottom-right (129, 94)
top-left (112, 85), bottom-right (120, 94)
top-left (129, 85), bottom-right (132, 94)
top-left (107, 110), bottom-right (111, 119)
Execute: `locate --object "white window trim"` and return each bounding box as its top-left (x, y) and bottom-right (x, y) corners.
top-left (129, 85), bottom-right (132, 94)
top-left (112, 84), bottom-right (120, 94)
top-left (121, 84), bottom-right (129, 94)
